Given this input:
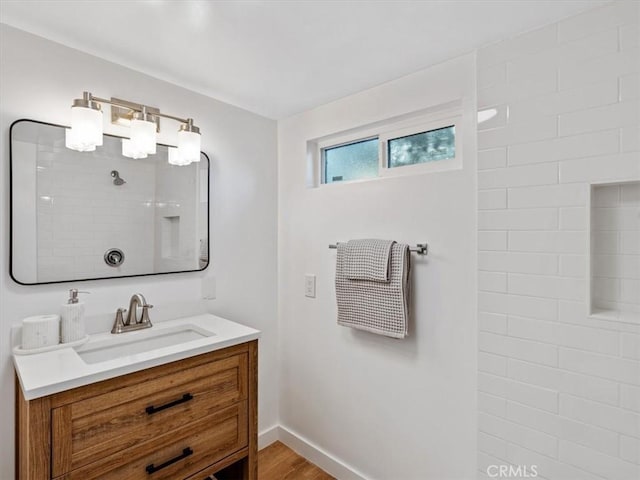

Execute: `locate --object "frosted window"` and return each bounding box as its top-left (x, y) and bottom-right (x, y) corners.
top-left (388, 125), bottom-right (455, 168)
top-left (323, 138), bottom-right (378, 184)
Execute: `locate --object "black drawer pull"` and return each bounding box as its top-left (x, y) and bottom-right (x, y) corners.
top-left (146, 393), bottom-right (193, 415)
top-left (146, 447), bottom-right (193, 474)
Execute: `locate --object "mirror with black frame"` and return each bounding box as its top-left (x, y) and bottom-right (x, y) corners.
top-left (10, 119), bottom-right (209, 285)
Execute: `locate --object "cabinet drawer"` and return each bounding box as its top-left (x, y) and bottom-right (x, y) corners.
top-left (52, 353), bottom-right (247, 476)
top-left (55, 402), bottom-right (247, 480)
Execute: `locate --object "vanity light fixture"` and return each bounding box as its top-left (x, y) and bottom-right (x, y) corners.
top-left (66, 92), bottom-right (102, 151)
top-left (177, 119), bottom-right (201, 164)
top-left (65, 127), bottom-right (96, 152)
top-left (130, 107), bottom-right (157, 155)
top-left (168, 146), bottom-right (188, 166)
top-left (66, 91), bottom-right (201, 165)
top-left (121, 139), bottom-right (148, 159)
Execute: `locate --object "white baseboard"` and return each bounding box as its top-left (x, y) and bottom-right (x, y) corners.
top-left (265, 424), bottom-right (370, 480)
top-left (258, 425), bottom-right (280, 449)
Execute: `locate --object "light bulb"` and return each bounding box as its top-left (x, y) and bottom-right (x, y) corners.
top-left (65, 128), bottom-right (96, 152)
top-left (130, 112), bottom-right (157, 155)
top-left (177, 121), bottom-right (201, 163)
top-left (122, 139), bottom-right (148, 159)
top-left (168, 146), bottom-right (190, 166)
top-left (68, 93), bottom-right (103, 151)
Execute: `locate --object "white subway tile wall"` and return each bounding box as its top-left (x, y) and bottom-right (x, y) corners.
top-left (36, 145), bottom-right (156, 282)
top-left (477, 2), bottom-right (640, 479)
top-left (35, 144), bottom-right (201, 282)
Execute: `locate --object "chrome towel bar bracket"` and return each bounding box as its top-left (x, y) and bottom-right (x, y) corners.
top-left (328, 242), bottom-right (428, 255)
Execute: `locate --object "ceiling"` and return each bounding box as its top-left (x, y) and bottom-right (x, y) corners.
top-left (0, 0), bottom-right (607, 119)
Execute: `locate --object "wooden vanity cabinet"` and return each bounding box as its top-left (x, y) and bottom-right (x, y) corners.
top-left (16, 341), bottom-right (258, 480)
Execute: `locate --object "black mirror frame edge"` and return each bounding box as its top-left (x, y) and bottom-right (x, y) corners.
top-left (9, 118), bottom-right (211, 286)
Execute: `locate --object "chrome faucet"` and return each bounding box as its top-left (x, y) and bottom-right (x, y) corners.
top-left (111, 293), bottom-right (153, 334)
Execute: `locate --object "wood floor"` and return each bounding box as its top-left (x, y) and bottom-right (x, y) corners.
top-left (258, 441), bottom-right (335, 480)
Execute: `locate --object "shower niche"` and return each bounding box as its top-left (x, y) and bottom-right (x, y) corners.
top-left (10, 119), bottom-right (209, 285)
top-left (590, 181), bottom-right (640, 323)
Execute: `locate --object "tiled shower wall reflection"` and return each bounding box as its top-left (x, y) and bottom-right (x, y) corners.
top-left (35, 144), bottom-right (155, 281)
top-left (153, 160), bottom-right (204, 274)
top-left (476, 2), bottom-right (640, 479)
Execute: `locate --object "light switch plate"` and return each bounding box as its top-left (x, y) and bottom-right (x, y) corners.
top-left (304, 274), bottom-right (316, 298)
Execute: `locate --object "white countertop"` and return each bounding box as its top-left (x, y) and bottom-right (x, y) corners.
top-left (13, 314), bottom-right (260, 400)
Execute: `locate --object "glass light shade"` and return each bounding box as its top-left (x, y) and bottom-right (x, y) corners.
top-left (130, 118), bottom-right (157, 155)
top-left (122, 139), bottom-right (148, 159)
top-left (177, 129), bottom-right (201, 163)
top-left (168, 146), bottom-right (190, 166)
top-left (65, 128), bottom-right (96, 152)
top-left (70, 106), bottom-right (103, 148)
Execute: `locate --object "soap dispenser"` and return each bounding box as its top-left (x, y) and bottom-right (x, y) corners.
top-left (60, 289), bottom-right (88, 343)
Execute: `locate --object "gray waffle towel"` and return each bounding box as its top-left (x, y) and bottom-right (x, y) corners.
top-left (336, 241), bottom-right (411, 338)
top-left (344, 239), bottom-right (394, 282)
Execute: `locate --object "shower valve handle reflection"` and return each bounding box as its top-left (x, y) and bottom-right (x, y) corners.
top-left (111, 170), bottom-right (126, 185)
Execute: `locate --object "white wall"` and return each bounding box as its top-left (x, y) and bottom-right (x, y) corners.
top-left (0, 24), bottom-right (278, 478)
top-left (476, 2), bottom-right (640, 479)
top-left (277, 54), bottom-right (477, 480)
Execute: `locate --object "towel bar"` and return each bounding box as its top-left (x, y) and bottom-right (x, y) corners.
top-left (328, 242), bottom-right (428, 255)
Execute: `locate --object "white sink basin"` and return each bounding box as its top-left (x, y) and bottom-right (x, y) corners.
top-left (76, 324), bottom-right (215, 364)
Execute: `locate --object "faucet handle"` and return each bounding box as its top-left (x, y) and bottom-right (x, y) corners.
top-left (111, 308), bottom-right (127, 334)
top-left (140, 304), bottom-right (153, 326)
